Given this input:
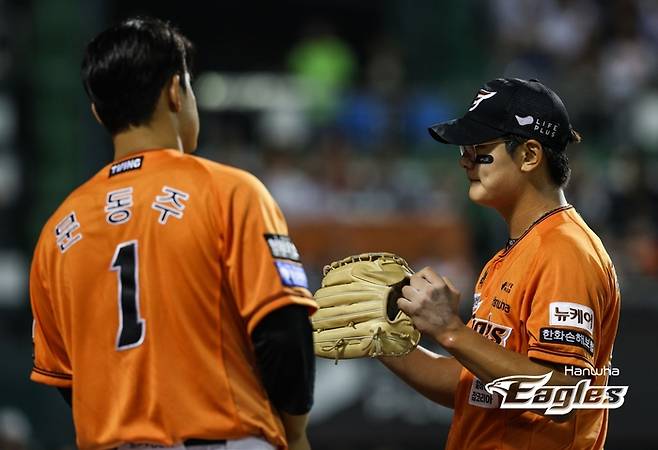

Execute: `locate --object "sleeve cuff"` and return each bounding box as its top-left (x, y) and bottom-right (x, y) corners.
top-left (528, 346), bottom-right (594, 371)
top-left (247, 291), bottom-right (318, 335)
top-left (30, 366), bottom-right (72, 388)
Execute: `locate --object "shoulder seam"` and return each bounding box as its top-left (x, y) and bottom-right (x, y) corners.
top-left (185, 156), bottom-right (226, 238)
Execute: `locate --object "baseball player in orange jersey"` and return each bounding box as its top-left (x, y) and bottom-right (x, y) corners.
top-left (30, 17), bottom-right (317, 450)
top-left (381, 78), bottom-right (620, 449)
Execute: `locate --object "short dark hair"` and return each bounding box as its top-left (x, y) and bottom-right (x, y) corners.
top-left (82, 17), bottom-right (194, 135)
top-left (506, 130), bottom-right (581, 188)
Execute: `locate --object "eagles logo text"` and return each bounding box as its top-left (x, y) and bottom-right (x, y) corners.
top-left (485, 372), bottom-right (627, 415)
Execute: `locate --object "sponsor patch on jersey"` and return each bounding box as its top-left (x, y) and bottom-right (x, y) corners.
top-left (472, 293), bottom-right (483, 315)
top-left (540, 327), bottom-right (595, 356)
top-left (492, 297), bottom-right (511, 313)
top-left (264, 234), bottom-right (300, 262)
top-left (109, 156), bottom-right (143, 177)
top-left (275, 260), bottom-right (308, 288)
top-left (471, 318), bottom-right (512, 347)
top-left (468, 377), bottom-right (501, 409)
top-left (549, 302), bottom-right (594, 333)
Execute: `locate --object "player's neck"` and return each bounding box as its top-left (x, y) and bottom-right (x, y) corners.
top-left (502, 187), bottom-right (568, 239)
top-left (112, 124), bottom-right (184, 161)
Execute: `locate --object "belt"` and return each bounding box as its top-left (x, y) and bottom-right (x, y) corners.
top-left (116, 438), bottom-right (229, 449)
top-left (184, 439), bottom-right (227, 446)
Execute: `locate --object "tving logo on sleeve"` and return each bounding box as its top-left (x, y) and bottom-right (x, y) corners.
top-left (484, 372), bottom-right (627, 415)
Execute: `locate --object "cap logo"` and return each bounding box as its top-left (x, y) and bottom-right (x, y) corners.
top-left (534, 119), bottom-right (559, 138)
top-left (469, 89), bottom-right (497, 111)
top-left (515, 115), bottom-right (534, 126)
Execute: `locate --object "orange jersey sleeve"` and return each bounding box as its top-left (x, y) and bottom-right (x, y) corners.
top-left (218, 168), bottom-right (315, 334)
top-left (523, 231), bottom-right (616, 370)
top-left (29, 149), bottom-right (317, 450)
top-left (30, 232), bottom-right (73, 387)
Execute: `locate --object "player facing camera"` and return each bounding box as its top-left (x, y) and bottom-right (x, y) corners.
top-left (313, 78), bottom-right (620, 450)
top-left (429, 78), bottom-right (581, 207)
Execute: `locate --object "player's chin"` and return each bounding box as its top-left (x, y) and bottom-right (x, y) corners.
top-left (467, 184), bottom-right (487, 204)
top-left (468, 187), bottom-right (500, 209)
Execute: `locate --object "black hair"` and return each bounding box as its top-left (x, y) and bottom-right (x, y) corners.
top-left (506, 130), bottom-right (581, 188)
top-left (81, 17), bottom-right (194, 135)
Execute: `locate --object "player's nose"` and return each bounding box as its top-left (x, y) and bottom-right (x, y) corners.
top-left (460, 154), bottom-right (474, 170)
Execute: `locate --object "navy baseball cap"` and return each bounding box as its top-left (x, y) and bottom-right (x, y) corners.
top-left (429, 78), bottom-right (575, 150)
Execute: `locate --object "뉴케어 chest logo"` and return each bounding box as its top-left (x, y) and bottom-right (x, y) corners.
top-left (549, 302), bottom-right (594, 333)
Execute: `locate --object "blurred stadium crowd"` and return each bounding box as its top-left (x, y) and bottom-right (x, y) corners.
top-left (1, 0), bottom-right (657, 448)
top-left (195, 0), bottom-right (658, 290)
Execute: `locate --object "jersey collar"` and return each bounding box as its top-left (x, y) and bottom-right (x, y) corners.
top-left (502, 205), bottom-right (574, 255)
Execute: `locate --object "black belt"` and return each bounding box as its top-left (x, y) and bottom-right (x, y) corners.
top-left (184, 439), bottom-right (227, 446)
top-left (114, 439), bottom-right (227, 448)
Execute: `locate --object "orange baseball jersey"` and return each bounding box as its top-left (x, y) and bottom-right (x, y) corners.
top-left (30, 149), bottom-right (317, 450)
top-left (446, 206), bottom-right (621, 450)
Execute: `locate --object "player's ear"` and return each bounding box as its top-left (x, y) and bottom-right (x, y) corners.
top-left (90, 103), bottom-right (104, 126)
top-left (167, 74), bottom-right (183, 113)
top-left (519, 139), bottom-right (543, 173)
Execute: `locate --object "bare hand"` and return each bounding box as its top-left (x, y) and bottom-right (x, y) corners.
top-left (397, 267), bottom-right (463, 342)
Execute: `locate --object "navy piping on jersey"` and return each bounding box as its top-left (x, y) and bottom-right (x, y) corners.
top-left (528, 345), bottom-right (594, 367)
top-left (502, 205), bottom-right (574, 255)
top-left (32, 365), bottom-right (72, 380)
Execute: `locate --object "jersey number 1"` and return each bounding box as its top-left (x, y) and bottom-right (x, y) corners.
top-left (110, 241), bottom-right (145, 350)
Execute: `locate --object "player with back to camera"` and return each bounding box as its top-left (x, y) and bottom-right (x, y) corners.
top-left (29, 17), bottom-right (317, 450)
top-left (381, 78), bottom-right (621, 449)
